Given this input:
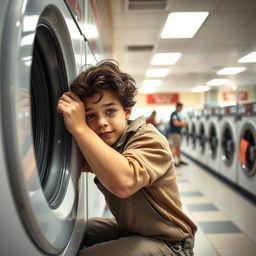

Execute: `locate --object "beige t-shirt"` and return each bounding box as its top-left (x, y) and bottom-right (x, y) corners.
top-left (86, 116), bottom-right (197, 241)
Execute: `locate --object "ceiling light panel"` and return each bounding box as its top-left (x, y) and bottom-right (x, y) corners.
top-left (146, 68), bottom-right (170, 77)
top-left (142, 79), bottom-right (162, 87)
top-left (238, 51), bottom-right (256, 63)
top-left (191, 85), bottom-right (210, 93)
top-left (217, 67), bottom-right (246, 75)
top-left (151, 53), bottom-right (181, 65)
top-left (161, 12), bottom-right (209, 38)
top-left (140, 79), bottom-right (162, 93)
top-left (206, 79), bottom-right (229, 86)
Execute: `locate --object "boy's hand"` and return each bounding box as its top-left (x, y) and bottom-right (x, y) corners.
top-left (57, 91), bottom-right (87, 135)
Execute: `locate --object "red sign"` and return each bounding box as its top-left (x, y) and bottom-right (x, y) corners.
top-left (223, 91), bottom-right (248, 101)
top-left (238, 91), bottom-right (249, 101)
top-left (147, 93), bottom-right (179, 104)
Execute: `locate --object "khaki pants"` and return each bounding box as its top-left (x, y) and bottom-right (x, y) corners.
top-left (78, 217), bottom-right (194, 256)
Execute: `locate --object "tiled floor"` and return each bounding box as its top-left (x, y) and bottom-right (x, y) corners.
top-left (103, 156), bottom-right (256, 255)
top-left (177, 157), bottom-right (256, 256)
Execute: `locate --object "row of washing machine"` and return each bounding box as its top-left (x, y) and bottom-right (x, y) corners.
top-left (181, 102), bottom-right (256, 200)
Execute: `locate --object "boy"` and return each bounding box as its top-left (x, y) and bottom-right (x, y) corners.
top-left (57, 60), bottom-right (197, 256)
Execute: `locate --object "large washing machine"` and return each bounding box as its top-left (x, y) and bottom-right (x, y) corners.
top-left (180, 111), bottom-right (192, 156)
top-left (186, 110), bottom-right (200, 160)
top-left (237, 102), bottom-right (256, 198)
top-left (192, 109), bottom-right (203, 162)
top-left (0, 1), bottom-right (102, 255)
top-left (205, 107), bottom-right (221, 174)
top-left (218, 105), bottom-right (239, 184)
top-left (196, 108), bottom-right (210, 166)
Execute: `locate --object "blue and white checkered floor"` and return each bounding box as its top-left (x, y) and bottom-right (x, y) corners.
top-left (176, 157), bottom-right (256, 256)
top-left (104, 156), bottom-right (256, 255)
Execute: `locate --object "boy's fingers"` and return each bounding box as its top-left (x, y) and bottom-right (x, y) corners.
top-left (65, 91), bottom-right (81, 101)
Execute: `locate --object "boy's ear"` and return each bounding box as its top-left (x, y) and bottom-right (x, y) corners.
top-left (125, 107), bottom-right (132, 119)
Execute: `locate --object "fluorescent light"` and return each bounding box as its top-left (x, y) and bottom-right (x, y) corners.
top-left (146, 69), bottom-right (170, 78)
top-left (139, 87), bottom-right (157, 93)
top-left (142, 79), bottom-right (162, 87)
top-left (151, 53), bottom-right (181, 65)
top-left (140, 80), bottom-right (162, 93)
top-left (206, 79), bottom-right (229, 86)
top-left (161, 12), bottom-right (209, 38)
top-left (238, 51), bottom-right (256, 63)
top-left (191, 85), bottom-right (210, 93)
top-left (217, 67), bottom-right (246, 75)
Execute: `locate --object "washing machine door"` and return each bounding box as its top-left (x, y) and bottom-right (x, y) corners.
top-left (239, 121), bottom-right (256, 177)
top-left (185, 124), bottom-right (190, 145)
top-left (208, 122), bottom-right (218, 159)
top-left (221, 122), bottom-right (235, 166)
top-left (0, 1), bottom-right (85, 255)
top-left (191, 122), bottom-right (197, 149)
top-left (198, 122), bottom-right (206, 154)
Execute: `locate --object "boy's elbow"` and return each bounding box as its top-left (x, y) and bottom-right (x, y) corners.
top-left (112, 181), bottom-right (134, 199)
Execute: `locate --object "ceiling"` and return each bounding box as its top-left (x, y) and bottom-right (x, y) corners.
top-left (108, 0), bottom-right (256, 92)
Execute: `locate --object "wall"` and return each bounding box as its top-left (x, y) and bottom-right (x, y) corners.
top-left (131, 92), bottom-right (205, 122)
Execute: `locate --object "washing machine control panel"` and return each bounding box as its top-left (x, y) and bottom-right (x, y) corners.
top-left (238, 102), bottom-right (256, 116)
top-left (209, 107), bottom-right (221, 117)
top-left (222, 105), bottom-right (237, 116)
top-left (202, 108), bottom-right (210, 119)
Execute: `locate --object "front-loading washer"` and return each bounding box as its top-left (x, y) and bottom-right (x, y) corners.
top-left (218, 105), bottom-right (239, 184)
top-left (181, 111), bottom-right (192, 156)
top-left (0, 1), bottom-right (93, 255)
top-left (192, 109), bottom-right (205, 163)
top-left (205, 107), bottom-right (222, 174)
top-left (196, 108), bottom-right (210, 167)
top-left (237, 102), bottom-right (256, 199)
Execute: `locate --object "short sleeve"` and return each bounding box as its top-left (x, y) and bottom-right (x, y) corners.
top-left (122, 125), bottom-right (173, 190)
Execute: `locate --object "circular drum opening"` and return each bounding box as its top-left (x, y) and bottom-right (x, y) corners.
top-left (208, 123), bottom-right (218, 159)
top-left (199, 123), bottom-right (206, 153)
top-left (221, 122), bottom-right (235, 166)
top-left (185, 125), bottom-right (189, 145)
top-left (31, 22), bottom-right (71, 209)
top-left (191, 123), bottom-right (196, 149)
top-left (239, 123), bottom-right (256, 176)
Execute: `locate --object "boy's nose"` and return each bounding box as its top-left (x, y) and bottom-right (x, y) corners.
top-left (96, 117), bottom-right (108, 128)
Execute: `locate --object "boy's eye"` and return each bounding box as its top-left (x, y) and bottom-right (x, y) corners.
top-left (86, 113), bottom-right (94, 120)
top-left (106, 109), bottom-right (116, 115)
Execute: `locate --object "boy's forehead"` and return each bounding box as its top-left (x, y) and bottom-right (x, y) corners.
top-left (84, 90), bottom-right (121, 106)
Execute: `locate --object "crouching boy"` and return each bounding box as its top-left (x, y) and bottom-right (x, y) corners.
top-left (57, 60), bottom-right (197, 256)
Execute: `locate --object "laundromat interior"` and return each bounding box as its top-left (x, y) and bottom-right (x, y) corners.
top-left (1, 0), bottom-right (256, 255)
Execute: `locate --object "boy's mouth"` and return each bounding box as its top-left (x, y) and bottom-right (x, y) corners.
top-left (98, 131), bottom-right (114, 138)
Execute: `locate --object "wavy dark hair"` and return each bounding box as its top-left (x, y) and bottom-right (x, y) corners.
top-left (70, 59), bottom-right (137, 108)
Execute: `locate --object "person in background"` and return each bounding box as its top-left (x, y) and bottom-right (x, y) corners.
top-left (57, 60), bottom-right (196, 256)
top-left (146, 110), bottom-right (160, 128)
top-left (169, 102), bottom-right (188, 167)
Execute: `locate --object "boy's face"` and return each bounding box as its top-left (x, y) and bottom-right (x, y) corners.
top-left (84, 90), bottom-right (131, 146)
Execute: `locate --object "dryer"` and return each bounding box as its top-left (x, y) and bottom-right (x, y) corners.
top-left (237, 102), bottom-right (256, 198)
top-left (218, 105), bottom-right (239, 184)
top-left (0, 1), bottom-right (92, 255)
top-left (205, 107), bottom-right (221, 174)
